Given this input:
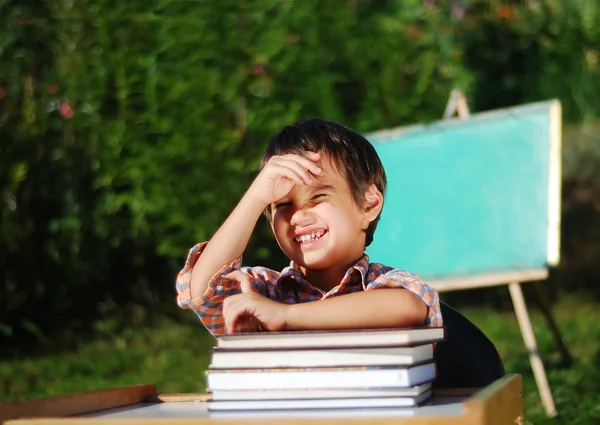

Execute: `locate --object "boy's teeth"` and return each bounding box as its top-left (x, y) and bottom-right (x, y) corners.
top-left (296, 230), bottom-right (325, 243)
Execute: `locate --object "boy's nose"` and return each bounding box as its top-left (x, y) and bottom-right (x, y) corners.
top-left (290, 208), bottom-right (314, 226)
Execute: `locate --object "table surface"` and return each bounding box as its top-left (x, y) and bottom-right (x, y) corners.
top-left (1, 374), bottom-right (523, 425)
top-left (79, 396), bottom-right (468, 419)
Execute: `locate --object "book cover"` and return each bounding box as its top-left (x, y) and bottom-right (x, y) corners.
top-left (209, 382), bottom-right (432, 401)
top-left (209, 344), bottom-right (435, 369)
top-left (207, 389), bottom-right (433, 411)
top-left (215, 327), bottom-right (445, 350)
top-left (206, 362), bottom-right (436, 391)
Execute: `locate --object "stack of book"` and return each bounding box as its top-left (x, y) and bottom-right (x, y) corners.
top-left (205, 327), bottom-right (446, 412)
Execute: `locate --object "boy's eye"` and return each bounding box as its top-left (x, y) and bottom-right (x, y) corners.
top-left (312, 194), bottom-right (327, 200)
top-left (274, 202), bottom-right (291, 209)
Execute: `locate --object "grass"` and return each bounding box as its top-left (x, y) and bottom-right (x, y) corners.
top-left (460, 293), bottom-right (600, 424)
top-left (2, 293), bottom-right (600, 424)
top-left (0, 315), bottom-right (215, 400)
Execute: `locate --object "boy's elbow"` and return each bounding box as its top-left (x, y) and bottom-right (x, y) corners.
top-left (390, 291), bottom-right (428, 327)
top-left (190, 268), bottom-right (209, 299)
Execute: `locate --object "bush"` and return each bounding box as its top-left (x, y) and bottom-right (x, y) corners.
top-left (1, 0), bottom-right (599, 348)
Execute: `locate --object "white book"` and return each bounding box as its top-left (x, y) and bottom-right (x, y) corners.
top-left (216, 327), bottom-right (445, 350)
top-left (210, 344), bottom-right (434, 369)
top-left (208, 390), bottom-right (432, 411)
top-left (210, 382), bottom-right (432, 401)
top-left (206, 363), bottom-right (436, 391)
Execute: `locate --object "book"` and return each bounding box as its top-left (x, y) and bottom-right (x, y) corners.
top-left (209, 382), bottom-right (432, 401)
top-left (215, 327), bottom-right (445, 350)
top-left (206, 362), bottom-right (436, 391)
top-left (207, 406), bottom-right (422, 419)
top-left (209, 344), bottom-right (434, 369)
top-left (207, 389), bottom-right (432, 411)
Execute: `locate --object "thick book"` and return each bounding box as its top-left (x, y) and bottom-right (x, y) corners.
top-left (209, 344), bottom-right (434, 369)
top-left (207, 389), bottom-right (432, 411)
top-left (206, 362), bottom-right (436, 391)
top-left (215, 327), bottom-right (445, 350)
top-left (209, 382), bottom-right (432, 402)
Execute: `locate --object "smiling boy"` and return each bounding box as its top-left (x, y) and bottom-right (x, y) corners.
top-left (176, 120), bottom-right (442, 335)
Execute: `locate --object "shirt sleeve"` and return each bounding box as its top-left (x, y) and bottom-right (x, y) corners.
top-left (175, 242), bottom-right (270, 335)
top-left (365, 268), bottom-right (443, 327)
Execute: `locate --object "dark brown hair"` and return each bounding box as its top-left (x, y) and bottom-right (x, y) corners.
top-left (261, 119), bottom-right (387, 247)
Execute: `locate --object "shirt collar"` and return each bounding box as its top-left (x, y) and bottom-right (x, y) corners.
top-left (279, 254), bottom-right (371, 290)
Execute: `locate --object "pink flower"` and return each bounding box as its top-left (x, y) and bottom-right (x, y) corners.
top-left (59, 100), bottom-right (73, 118)
top-left (452, 2), bottom-right (467, 20)
top-left (252, 64), bottom-right (267, 76)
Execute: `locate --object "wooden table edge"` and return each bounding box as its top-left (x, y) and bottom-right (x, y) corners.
top-left (463, 374), bottom-right (523, 425)
top-left (0, 384), bottom-right (157, 424)
top-left (1, 375), bottom-right (523, 425)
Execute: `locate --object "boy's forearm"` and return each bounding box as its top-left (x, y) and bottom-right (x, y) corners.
top-left (190, 192), bottom-right (267, 298)
top-left (285, 289), bottom-right (428, 330)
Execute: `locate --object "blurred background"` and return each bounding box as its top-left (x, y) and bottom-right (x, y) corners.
top-left (1, 0), bottom-right (600, 423)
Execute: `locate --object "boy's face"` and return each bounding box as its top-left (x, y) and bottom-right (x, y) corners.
top-left (269, 153), bottom-right (382, 273)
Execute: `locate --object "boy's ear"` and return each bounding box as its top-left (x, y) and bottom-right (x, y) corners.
top-left (362, 184), bottom-right (383, 224)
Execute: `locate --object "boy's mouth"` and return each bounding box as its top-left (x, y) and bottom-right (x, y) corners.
top-left (294, 229), bottom-right (327, 244)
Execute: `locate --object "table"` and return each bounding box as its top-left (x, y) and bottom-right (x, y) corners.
top-left (0, 374), bottom-right (522, 425)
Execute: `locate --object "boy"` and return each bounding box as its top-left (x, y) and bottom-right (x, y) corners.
top-left (176, 119), bottom-right (442, 335)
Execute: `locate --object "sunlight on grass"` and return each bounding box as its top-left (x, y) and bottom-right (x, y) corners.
top-left (0, 317), bottom-right (214, 401)
top-left (2, 294), bottom-right (600, 424)
top-left (459, 293), bottom-right (600, 425)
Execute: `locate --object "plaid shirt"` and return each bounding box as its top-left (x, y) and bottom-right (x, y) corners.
top-left (176, 242), bottom-right (443, 335)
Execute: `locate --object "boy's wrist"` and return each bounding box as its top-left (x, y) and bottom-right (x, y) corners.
top-left (239, 189), bottom-right (270, 215)
top-left (282, 303), bottom-right (301, 331)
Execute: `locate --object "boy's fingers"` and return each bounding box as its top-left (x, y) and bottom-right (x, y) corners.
top-left (224, 301), bottom-right (241, 333)
top-left (225, 270), bottom-right (255, 293)
top-left (225, 298), bottom-right (256, 334)
top-left (274, 159), bottom-right (314, 185)
top-left (286, 155), bottom-right (323, 177)
top-left (272, 165), bottom-right (306, 186)
top-left (276, 155), bottom-right (322, 180)
top-left (239, 278), bottom-right (254, 294)
top-left (300, 156), bottom-right (323, 176)
top-left (236, 315), bottom-right (261, 333)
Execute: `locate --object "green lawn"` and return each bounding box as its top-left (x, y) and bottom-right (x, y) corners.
top-left (461, 294), bottom-right (600, 424)
top-left (2, 293), bottom-right (600, 424)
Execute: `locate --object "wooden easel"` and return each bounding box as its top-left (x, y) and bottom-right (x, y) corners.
top-left (437, 90), bottom-right (572, 417)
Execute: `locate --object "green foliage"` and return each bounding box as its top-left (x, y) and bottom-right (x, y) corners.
top-left (0, 315), bottom-right (214, 400)
top-left (0, 0), bottom-right (470, 342)
top-left (457, 0), bottom-right (600, 122)
top-left (1, 0), bottom-right (600, 345)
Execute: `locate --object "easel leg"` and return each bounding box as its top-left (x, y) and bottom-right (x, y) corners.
top-left (508, 282), bottom-right (557, 417)
top-left (532, 281), bottom-right (573, 366)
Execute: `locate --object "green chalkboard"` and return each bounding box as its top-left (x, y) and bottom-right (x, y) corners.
top-left (365, 100), bottom-right (561, 280)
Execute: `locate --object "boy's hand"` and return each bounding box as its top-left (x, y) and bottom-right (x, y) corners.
top-left (248, 152), bottom-right (322, 207)
top-left (223, 270), bottom-right (288, 334)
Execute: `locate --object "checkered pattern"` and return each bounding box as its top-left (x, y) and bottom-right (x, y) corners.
top-left (176, 242), bottom-right (443, 335)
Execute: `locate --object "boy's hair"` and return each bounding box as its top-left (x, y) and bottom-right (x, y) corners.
top-left (260, 119), bottom-right (387, 247)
